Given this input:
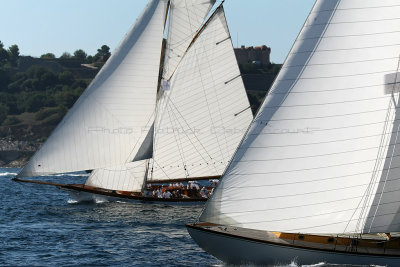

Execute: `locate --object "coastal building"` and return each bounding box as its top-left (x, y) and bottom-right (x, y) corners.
top-left (234, 45), bottom-right (271, 65)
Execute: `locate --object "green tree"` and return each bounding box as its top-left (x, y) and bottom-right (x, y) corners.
top-left (60, 52), bottom-right (72, 59)
top-left (0, 41), bottom-right (9, 65)
top-left (95, 45), bottom-right (111, 62)
top-left (73, 49), bottom-right (87, 62)
top-left (40, 53), bottom-right (56, 59)
top-left (0, 69), bottom-right (9, 91)
top-left (58, 71), bottom-right (74, 85)
top-left (0, 103), bottom-right (8, 124)
top-left (8, 44), bottom-right (19, 66)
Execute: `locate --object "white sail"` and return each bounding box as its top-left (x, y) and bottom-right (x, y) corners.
top-left (149, 7), bottom-right (253, 181)
top-left (163, 0), bottom-right (216, 80)
top-left (200, 0), bottom-right (400, 234)
top-left (18, 0), bottom-right (167, 178)
top-left (85, 160), bottom-right (148, 192)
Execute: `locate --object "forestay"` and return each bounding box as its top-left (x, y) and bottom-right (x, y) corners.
top-left (200, 0), bottom-right (400, 234)
top-left (150, 8), bottom-right (253, 181)
top-left (162, 0), bottom-right (216, 80)
top-left (17, 0), bottom-right (167, 177)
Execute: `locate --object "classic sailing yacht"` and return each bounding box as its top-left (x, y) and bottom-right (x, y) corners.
top-left (13, 0), bottom-right (253, 203)
top-left (188, 0), bottom-right (400, 264)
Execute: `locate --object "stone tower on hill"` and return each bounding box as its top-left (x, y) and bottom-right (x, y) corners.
top-left (234, 45), bottom-right (271, 65)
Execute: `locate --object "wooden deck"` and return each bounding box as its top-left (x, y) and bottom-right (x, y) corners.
top-left (190, 223), bottom-right (400, 257)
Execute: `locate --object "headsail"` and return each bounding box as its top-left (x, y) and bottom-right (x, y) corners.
top-left (150, 7), bottom-right (253, 182)
top-left (18, 0), bottom-right (168, 178)
top-left (200, 0), bottom-right (400, 234)
top-left (85, 160), bottom-right (148, 192)
top-left (163, 0), bottom-right (216, 80)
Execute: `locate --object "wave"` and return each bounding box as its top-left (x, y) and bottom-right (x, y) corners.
top-left (0, 172), bottom-right (18, 176)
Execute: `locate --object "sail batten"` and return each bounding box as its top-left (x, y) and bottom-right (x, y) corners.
top-left (200, 0), bottom-right (400, 234)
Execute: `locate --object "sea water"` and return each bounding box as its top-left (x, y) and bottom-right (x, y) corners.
top-left (0, 168), bottom-right (221, 266)
top-left (0, 168), bottom-right (374, 266)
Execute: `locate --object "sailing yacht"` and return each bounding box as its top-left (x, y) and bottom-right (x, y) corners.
top-left (188, 0), bottom-right (400, 264)
top-left (13, 0), bottom-right (253, 203)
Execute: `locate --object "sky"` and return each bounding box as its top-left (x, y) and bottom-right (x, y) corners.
top-left (0, 0), bottom-right (315, 63)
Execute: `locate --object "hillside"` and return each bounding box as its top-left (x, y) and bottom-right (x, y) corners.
top-left (0, 41), bottom-right (280, 166)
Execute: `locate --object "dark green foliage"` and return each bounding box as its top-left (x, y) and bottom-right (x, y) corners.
top-left (58, 71), bottom-right (74, 85)
top-left (0, 41), bottom-right (9, 65)
top-left (35, 106), bottom-right (66, 121)
top-left (0, 69), bottom-right (9, 91)
top-left (60, 52), bottom-right (72, 59)
top-left (2, 116), bottom-right (21, 126)
top-left (40, 53), bottom-right (56, 59)
top-left (8, 44), bottom-right (19, 67)
top-left (239, 62), bottom-right (282, 75)
top-left (23, 92), bottom-right (55, 112)
top-left (73, 49), bottom-right (87, 62)
top-left (0, 103), bottom-right (8, 124)
top-left (95, 45), bottom-right (111, 62)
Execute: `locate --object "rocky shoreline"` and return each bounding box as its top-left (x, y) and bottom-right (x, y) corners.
top-left (0, 138), bottom-right (41, 167)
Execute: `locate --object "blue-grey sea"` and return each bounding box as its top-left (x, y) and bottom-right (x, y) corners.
top-left (1, 168), bottom-right (223, 266)
top-left (1, 168), bottom-right (365, 267)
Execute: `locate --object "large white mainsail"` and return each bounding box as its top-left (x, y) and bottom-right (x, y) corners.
top-left (17, 0), bottom-right (168, 178)
top-left (150, 7), bottom-right (253, 182)
top-left (83, 0), bottom-right (218, 192)
top-left (200, 0), bottom-right (400, 234)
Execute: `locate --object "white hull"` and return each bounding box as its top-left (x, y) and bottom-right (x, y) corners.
top-left (187, 225), bottom-right (400, 266)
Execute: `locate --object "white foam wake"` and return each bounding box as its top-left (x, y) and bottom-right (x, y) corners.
top-left (0, 172), bottom-right (18, 176)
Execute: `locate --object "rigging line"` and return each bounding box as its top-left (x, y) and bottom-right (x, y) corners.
top-left (212, 180), bottom-right (392, 203)
top-left (303, 17), bottom-right (400, 28)
top-left (247, 132), bottom-right (394, 149)
top-left (368, 55), bottom-right (400, 232)
top-left (192, 44), bottom-right (227, 164)
top-left (235, 143), bottom-right (400, 163)
top-left (292, 43), bottom-right (400, 55)
top-left (267, 108), bottom-right (388, 121)
top-left (251, 0), bottom-right (340, 133)
top-left (250, 117), bottom-right (400, 136)
top-left (149, 158), bottom-right (172, 181)
top-left (196, 12), bottom-right (232, 164)
top-left (277, 69), bottom-right (398, 82)
top-left (315, 4), bottom-right (400, 12)
top-left (227, 154), bottom-right (400, 176)
top-left (165, 0), bottom-right (225, 80)
top-left (281, 56), bottom-right (400, 69)
top-left (164, 93), bottom-right (217, 162)
top-left (164, 95), bottom-right (220, 174)
top-left (298, 29), bottom-right (400, 41)
top-left (165, 101), bottom-right (190, 178)
top-left (269, 82), bottom-right (392, 95)
top-left (217, 194), bottom-right (400, 216)
top-left (211, 186), bottom-right (400, 208)
top-left (353, 76), bottom-right (399, 233)
top-left (227, 207), bottom-right (373, 225)
top-left (359, 60), bottom-right (400, 232)
top-left (226, 170), bottom-right (400, 190)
